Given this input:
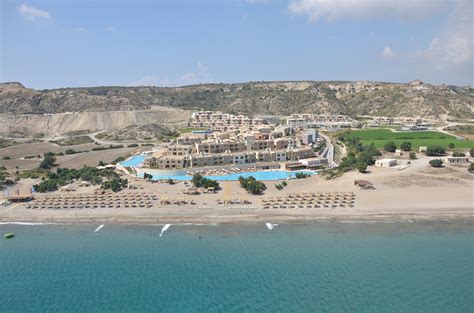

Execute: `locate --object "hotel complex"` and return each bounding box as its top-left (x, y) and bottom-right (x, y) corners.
top-left (286, 114), bottom-right (354, 129)
top-left (145, 111), bottom-right (329, 170)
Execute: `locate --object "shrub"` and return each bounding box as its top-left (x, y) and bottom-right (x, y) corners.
top-left (275, 184), bottom-right (283, 190)
top-left (127, 144), bottom-right (139, 148)
top-left (400, 141), bottom-right (412, 151)
top-left (192, 173), bottom-right (219, 189)
top-left (239, 176), bottom-right (266, 195)
top-left (101, 177), bottom-right (128, 192)
top-left (448, 143), bottom-right (455, 149)
top-left (3, 156), bottom-right (11, 160)
top-left (469, 163), bottom-right (474, 173)
top-left (409, 152), bottom-right (417, 160)
top-left (295, 172), bottom-right (311, 179)
top-left (470, 148), bottom-right (474, 157)
top-left (452, 151), bottom-right (466, 157)
top-left (65, 149), bottom-right (78, 155)
top-left (281, 181), bottom-right (287, 187)
top-left (356, 162), bottom-right (368, 173)
top-left (426, 145), bottom-right (446, 156)
top-left (112, 156), bottom-right (126, 164)
top-left (39, 152), bottom-right (57, 170)
top-left (383, 141), bottom-right (397, 152)
top-left (429, 159), bottom-right (443, 168)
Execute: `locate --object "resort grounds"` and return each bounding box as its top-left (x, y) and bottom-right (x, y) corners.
top-left (1, 154), bottom-right (473, 224)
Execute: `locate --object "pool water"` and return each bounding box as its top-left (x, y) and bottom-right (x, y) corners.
top-left (137, 170), bottom-right (315, 181)
top-left (119, 155), bottom-right (146, 167)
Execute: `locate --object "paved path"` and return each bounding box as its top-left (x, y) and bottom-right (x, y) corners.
top-left (319, 133), bottom-right (338, 168)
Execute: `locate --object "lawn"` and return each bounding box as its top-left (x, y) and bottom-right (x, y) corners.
top-left (177, 127), bottom-right (206, 134)
top-left (342, 128), bottom-right (474, 150)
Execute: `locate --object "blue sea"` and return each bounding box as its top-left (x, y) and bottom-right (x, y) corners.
top-left (1, 222), bottom-right (473, 312)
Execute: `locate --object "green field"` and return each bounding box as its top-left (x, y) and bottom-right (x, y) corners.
top-left (343, 129), bottom-right (474, 150)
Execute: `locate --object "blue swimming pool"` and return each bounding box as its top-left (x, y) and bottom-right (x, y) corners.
top-left (137, 170), bottom-right (315, 181)
top-left (119, 155), bottom-right (146, 167)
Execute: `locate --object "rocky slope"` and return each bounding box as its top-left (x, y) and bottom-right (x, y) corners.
top-left (1, 80), bottom-right (472, 119)
top-left (0, 107), bottom-right (191, 138)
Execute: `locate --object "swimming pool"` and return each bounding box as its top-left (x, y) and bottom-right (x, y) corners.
top-left (137, 170), bottom-right (315, 181)
top-left (119, 155), bottom-right (146, 167)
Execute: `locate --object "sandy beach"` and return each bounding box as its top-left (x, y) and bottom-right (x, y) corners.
top-left (1, 156), bottom-right (473, 224)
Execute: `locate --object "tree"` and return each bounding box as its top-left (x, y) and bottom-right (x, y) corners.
top-left (384, 141), bottom-right (397, 152)
top-left (452, 151), bottom-right (466, 157)
top-left (39, 152), bottom-right (57, 170)
top-left (356, 162), bottom-right (368, 173)
top-left (469, 163), bottom-right (474, 173)
top-left (470, 148), bottom-right (474, 157)
top-left (400, 141), bottom-right (412, 151)
top-left (426, 145), bottom-right (446, 156)
top-left (409, 152), bottom-right (417, 160)
top-left (448, 143), bottom-right (455, 149)
top-left (143, 172), bottom-right (153, 181)
top-left (239, 176), bottom-right (266, 195)
top-left (192, 173), bottom-right (203, 187)
top-left (295, 172), bottom-right (311, 179)
top-left (101, 178), bottom-right (128, 192)
top-left (429, 159), bottom-right (443, 168)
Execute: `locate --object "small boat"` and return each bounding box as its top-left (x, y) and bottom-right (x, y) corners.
top-left (4, 232), bottom-right (14, 239)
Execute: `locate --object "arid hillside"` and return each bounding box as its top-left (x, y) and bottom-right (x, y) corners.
top-left (1, 80), bottom-right (472, 119)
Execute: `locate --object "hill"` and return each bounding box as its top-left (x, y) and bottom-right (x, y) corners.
top-left (1, 80), bottom-right (473, 119)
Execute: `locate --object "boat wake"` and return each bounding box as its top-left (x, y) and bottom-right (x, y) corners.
top-left (265, 223), bottom-right (279, 230)
top-left (159, 224), bottom-right (171, 237)
top-left (94, 224), bottom-right (105, 232)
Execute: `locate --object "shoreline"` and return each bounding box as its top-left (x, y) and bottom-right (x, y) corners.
top-left (1, 211), bottom-right (473, 225)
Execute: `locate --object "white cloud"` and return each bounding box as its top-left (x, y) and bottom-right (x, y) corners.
top-left (18, 3), bottom-right (52, 22)
top-left (105, 26), bottom-right (117, 32)
top-left (288, 0), bottom-right (446, 22)
top-left (418, 0), bottom-right (473, 70)
top-left (128, 62), bottom-right (213, 87)
top-left (381, 46), bottom-right (397, 58)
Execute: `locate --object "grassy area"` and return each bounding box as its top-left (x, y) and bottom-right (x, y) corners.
top-left (177, 127), bottom-right (206, 134)
top-left (342, 128), bottom-right (474, 150)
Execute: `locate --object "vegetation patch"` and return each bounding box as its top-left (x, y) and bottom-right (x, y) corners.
top-left (51, 136), bottom-right (94, 146)
top-left (239, 176), bottom-right (267, 195)
top-left (340, 128), bottom-right (474, 149)
top-left (191, 173), bottom-right (220, 190)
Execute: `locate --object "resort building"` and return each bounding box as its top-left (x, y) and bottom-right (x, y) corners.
top-left (144, 111), bottom-right (328, 170)
top-left (375, 159), bottom-right (398, 168)
top-left (368, 116), bottom-right (423, 127)
top-left (287, 114), bottom-right (354, 129)
top-left (443, 157), bottom-right (470, 165)
top-left (301, 129), bottom-right (318, 145)
top-left (188, 111), bottom-right (270, 131)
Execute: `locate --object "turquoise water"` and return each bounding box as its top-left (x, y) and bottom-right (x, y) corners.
top-left (119, 155), bottom-right (145, 167)
top-left (138, 170), bottom-right (315, 181)
top-left (0, 222), bottom-right (472, 312)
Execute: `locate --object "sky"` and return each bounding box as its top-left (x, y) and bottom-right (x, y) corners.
top-left (1, 0), bottom-right (473, 89)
